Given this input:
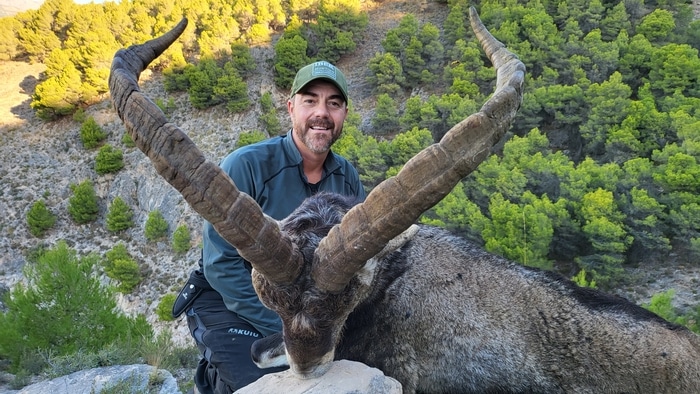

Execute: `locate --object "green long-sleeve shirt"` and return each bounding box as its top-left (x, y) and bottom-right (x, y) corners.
top-left (202, 129), bottom-right (366, 336)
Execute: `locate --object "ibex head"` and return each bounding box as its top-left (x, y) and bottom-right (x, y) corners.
top-left (109, 7), bottom-right (525, 378)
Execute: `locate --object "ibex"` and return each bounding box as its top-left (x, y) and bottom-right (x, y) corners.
top-left (109, 7), bottom-right (700, 393)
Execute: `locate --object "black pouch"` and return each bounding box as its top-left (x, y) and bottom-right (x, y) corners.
top-left (172, 268), bottom-right (210, 318)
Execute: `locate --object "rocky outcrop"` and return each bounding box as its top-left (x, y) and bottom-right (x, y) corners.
top-left (13, 364), bottom-right (179, 394)
top-left (234, 360), bottom-right (402, 394)
top-left (2, 361), bottom-right (401, 394)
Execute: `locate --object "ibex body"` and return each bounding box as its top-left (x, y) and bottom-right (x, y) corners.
top-left (108, 6), bottom-right (700, 394)
top-left (251, 192), bottom-right (700, 393)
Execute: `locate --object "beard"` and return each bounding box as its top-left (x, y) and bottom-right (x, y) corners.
top-left (297, 119), bottom-right (340, 154)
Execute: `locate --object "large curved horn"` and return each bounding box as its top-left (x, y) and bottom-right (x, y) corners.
top-left (312, 7), bottom-right (526, 293)
top-left (108, 18), bottom-right (303, 285)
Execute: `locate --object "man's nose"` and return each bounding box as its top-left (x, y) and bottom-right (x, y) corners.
top-left (312, 102), bottom-right (331, 117)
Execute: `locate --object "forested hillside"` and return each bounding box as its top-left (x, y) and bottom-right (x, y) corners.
top-left (0, 0), bottom-right (699, 389)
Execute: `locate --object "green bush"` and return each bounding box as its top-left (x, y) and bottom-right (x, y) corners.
top-left (106, 197), bottom-right (133, 233)
top-left (95, 144), bottom-right (124, 175)
top-left (145, 210), bottom-right (168, 242)
top-left (644, 289), bottom-right (700, 333)
top-left (79, 117), bottom-right (107, 149)
top-left (259, 92), bottom-right (281, 135)
top-left (68, 180), bottom-right (99, 224)
top-left (104, 243), bottom-right (142, 293)
top-left (121, 133), bottom-right (135, 148)
top-left (26, 199), bottom-right (56, 237)
top-left (172, 224), bottom-right (191, 254)
top-left (108, 259), bottom-right (142, 293)
top-left (0, 241), bottom-right (152, 374)
top-left (236, 130), bottom-right (267, 149)
top-left (155, 97), bottom-right (176, 115)
top-left (156, 293), bottom-right (177, 322)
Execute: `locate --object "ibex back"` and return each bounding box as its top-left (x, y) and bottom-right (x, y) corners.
top-left (108, 6), bottom-right (700, 394)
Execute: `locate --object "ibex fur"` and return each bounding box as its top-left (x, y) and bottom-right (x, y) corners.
top-left (108, 6), bottom-right (700, 394)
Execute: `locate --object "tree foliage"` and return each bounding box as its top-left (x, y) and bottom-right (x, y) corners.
top-left (145, 210), bottom-right (169, 242)
top-left (104, 243), bottom-right (142, 293)
top-left (68, 180), bottom-right (99, 224)
top-left (106, 197), bottom-right (133, 233)
top-left (172, 224), bottom-right (192, 254)
top-left (95, 144), bottom-right (124, 175)
top-left (79, 117), bottom-right (107, 149)
top-left (26, 199), bottom-right (56, 237)
top-left (0, 241), bottom-right (152, 373)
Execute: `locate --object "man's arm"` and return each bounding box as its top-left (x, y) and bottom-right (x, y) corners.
top-left (201, 149), bottom-right (282, 337)
top-left (202, 222), bottom-right (282, 337)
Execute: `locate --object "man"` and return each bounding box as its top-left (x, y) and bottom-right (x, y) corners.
top-left (174, 60), bottom-right (366, 394)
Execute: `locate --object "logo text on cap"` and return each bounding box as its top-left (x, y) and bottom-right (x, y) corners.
top-left (312, 61), bottom-right (337, 80)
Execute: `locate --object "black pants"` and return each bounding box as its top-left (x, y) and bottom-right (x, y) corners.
top-left (186, 289), bottom-right (287, 394)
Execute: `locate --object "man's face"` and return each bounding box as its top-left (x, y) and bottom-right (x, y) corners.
top-left (288, 80), bottom-right (348, 155)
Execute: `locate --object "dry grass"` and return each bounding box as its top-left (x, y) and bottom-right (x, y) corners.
top-left (0, 61), bottom-right (45, 130)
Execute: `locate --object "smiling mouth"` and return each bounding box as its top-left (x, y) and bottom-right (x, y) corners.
top-left (308, 120), bottom-right (333, 130)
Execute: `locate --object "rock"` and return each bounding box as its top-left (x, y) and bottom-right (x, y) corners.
top-left (234, 360), bottom-right (402, 394)
top-left (15, 364), bottom-right (179, 394)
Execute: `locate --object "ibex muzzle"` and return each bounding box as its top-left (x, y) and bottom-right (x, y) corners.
top-left (109, 6), bottom-right (700, 393)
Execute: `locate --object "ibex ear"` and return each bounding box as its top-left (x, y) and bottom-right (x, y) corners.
top-left (373, 224), bottom-right (420, 261)
top-left (251, 332), bottom-right (288, 368)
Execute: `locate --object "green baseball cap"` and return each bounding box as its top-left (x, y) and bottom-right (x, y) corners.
top-left (290, 61), bottom-right (349, 103)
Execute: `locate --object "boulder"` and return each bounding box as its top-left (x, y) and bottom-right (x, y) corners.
top-left (235, 360), bottom-right (402, 394)
top-left (16, 364), bottom-right (179, 394)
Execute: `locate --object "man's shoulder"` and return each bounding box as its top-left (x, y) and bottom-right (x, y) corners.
top-left (328, 150), bottom-right (359, 174)
top-left (223, 135), bottom-right (289, 164)
top-left (233, 135), bottom-right (286, 156)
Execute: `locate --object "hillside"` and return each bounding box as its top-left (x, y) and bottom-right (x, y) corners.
top-left (0, 0), bottom-right (699, 384)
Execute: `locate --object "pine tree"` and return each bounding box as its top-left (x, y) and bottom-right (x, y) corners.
top-left (0, 241), bottom-right (152, 372)
top-left (108, 259), bottom-right (142, 293)
top-left (172, 224), bottom-right (192, 254)
top-left (26, 199), bottom-right (56, 237)
top-left (104, 243), bottom-right (142, 293)
top-left (155, 293), bottom-right (177, 322)
top-left (236, 131), bottom-right (267, 149)
top-left (259, 92), bottom-right (281, 135)
top-left (95, 144), bottom-right (124, 175)
top-left (145, 210), bottom-right (168, 242)
top-left (68, 180), bottom-right (99, 224)
top-left (372, 93), bottom-right (400, 135)
top-left (79, 117), bottom-right (107, 149)
top-left (106, 197), bottom-right (133, 233)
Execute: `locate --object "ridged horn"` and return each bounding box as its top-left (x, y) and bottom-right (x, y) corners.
top-left (312, 7), bottom-right (526, 293)
top-left (108, 18), bottom-right (303, 285)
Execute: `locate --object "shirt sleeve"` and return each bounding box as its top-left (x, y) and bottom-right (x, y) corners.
top-left (201, 151), bottom-right (282, 337)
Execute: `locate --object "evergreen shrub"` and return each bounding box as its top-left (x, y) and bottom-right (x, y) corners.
top-left (145, 210), bottom-right (168, 241)
top-left (0, 241), bottom-right (152, 374)
top-left (95, 144), bottom-right (124, 175)
top-left (26, 199), bottom-right (56, 237)
top-left (79, 117), bottom-right (107, 149)
top-left (172, 224), bottom-right (191, 254)
top-left (68, 180), bottom-right (99, 224)
top-left (104, 243), bottom-right (142, 293)
top-left (106, 196), bottom-right (133, 233)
